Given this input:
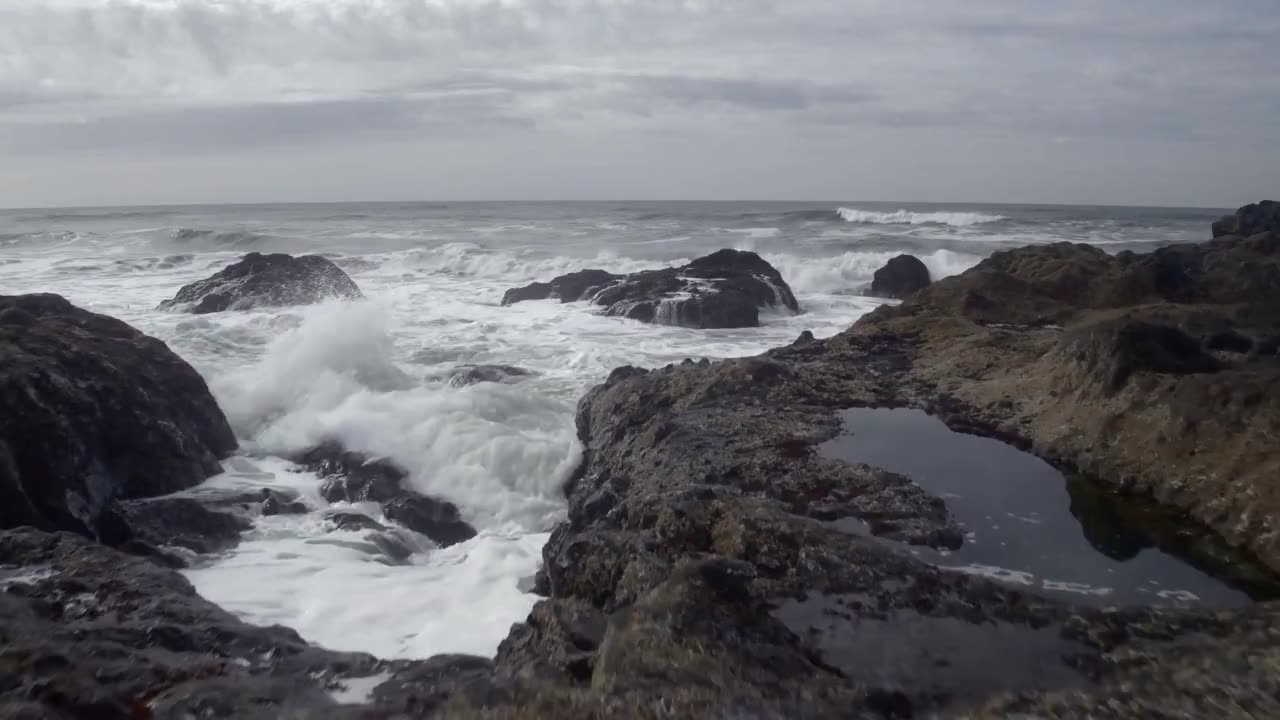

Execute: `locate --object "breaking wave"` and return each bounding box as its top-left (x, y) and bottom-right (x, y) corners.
top-left (836, 208), bottom-right (1007, 226)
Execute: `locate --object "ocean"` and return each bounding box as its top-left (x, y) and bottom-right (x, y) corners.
top-left (0, 200), bottom-right (1229, 659)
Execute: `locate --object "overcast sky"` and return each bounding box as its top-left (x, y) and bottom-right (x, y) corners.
top-left (1, 0), bottom-right (1277, 208)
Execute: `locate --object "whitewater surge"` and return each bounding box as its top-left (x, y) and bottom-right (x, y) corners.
top-left (836, 207), bottom-right (1007, 226)
top-left (0, 200), bottom-right (1213, 660)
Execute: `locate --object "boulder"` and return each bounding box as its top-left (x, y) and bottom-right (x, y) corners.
top-left (0, 294), bottom-right (237, 543)
top-left (502, 249), bottom-right (800, 329)
top-left (298, 443), bottom-right (477, 548)
top-left (157, 252), bottom-right (362, 313)
top-left (869, 254), bottom-right (931, 298)
top-left (500, 269), bottom-right (619, 306)
top-left (1212, 200), bottom-right (1280, 238)
top-left (115, 497), bottom-right (250, 556)
top-left (448, 364), bottom-right (532, 387)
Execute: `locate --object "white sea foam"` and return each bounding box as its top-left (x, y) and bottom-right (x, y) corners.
top-left (762, 249), bottom-right (981, 294)
top-left (837, 208), bottom-right (1006, 226)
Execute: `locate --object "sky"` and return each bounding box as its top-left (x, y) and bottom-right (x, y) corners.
top-left (1, 0), bottom-right (1277, 208)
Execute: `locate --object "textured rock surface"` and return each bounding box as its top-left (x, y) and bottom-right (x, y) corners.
top-left (299, 443), bottom-right (478, 548)
top-left (0, 294), bottom-right (237, 543)
top-left (502, 249), bottom-right (800, 328)
top-left (158, 252), bottom-right (362, 313)
top-left (870, 253), bottom-right (932, 298)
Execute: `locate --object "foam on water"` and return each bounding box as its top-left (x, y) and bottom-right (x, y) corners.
top-left (837, 207), bottom-right (1007, 226)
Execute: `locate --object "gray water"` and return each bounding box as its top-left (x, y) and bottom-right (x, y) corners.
top-left (821, 408), bottom-right (1278, 607)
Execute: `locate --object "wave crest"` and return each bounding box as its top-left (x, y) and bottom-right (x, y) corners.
top-left (837, 208), bottom-right (1006, 227)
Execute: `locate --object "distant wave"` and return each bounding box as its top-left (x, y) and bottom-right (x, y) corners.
top-left (836, 208), bottom-right (1006, 227)
top-left (172, 228), bottom-right (267, 246)
top-left (779, 209), bottom-right (843, 223)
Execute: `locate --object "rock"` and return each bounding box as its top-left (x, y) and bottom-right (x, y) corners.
top-left (448, 364), bottom-right (532, 387)
top-left (500, 269), bottom-right (620, 306)
top-left (870, 253), bottom-right (931, 298)
top-left (115, 497), bottom-right (250, 556)
top-left (0, 294), bottom-right (237, 543)
top-left (157, 252), bottom-right (362, 313)
top-left (502, 249), bottom-right (800, 329)
top-left (299, 443), bottom-right (477, 547)
top-left (260, 490), bottom-right (308, 516)
top-left (0, 528), bottom-right (382, 718)
top-left (325, 511), bottom-right (387, 533)
top-left (1212, 199), bottom-right (1280, 238)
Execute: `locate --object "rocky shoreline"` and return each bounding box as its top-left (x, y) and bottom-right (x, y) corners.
top-left (2, 204), bottom-right (1279, 717)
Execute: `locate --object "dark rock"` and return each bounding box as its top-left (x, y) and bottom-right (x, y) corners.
top-left (448, 364), bottom-right (532, 387)
top-left (500, 269), bottom-right (620, 306)
top-left (503, 249), bottom-right (800, 329)
top-left (1205, 329), bottom-right (1254, 354)
top-left (261, 490), bottom-right (308, 516)
top-left (0, 294), bottom-right (237, 543)
top-left (1213, 200), bottom-right (1280, 238)
top-left (115, 497), bottom-right (250, 555)
top-left (870, 254), bottom-right (932, 298)
top-left (299, 443), bottom-right (477, 547)
top-left (382, 497), bottom-right (477, 548)
top-left (1064, 319), bottom-right (1222, 393)
top-left (157, 252), bottom-right (362, 313)
top-left (0, 528), bottom-right (381, 718)
top-left (325, 512), bottom-right (387, 533)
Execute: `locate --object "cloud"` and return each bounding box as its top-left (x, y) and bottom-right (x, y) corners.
top-left (0, 0), bottom-right (1276, 205)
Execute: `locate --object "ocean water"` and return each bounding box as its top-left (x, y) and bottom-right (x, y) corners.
top-left (0, 201), bottom-right (1228, 659)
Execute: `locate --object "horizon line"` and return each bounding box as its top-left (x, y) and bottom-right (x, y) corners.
top-left (0, 198), bottom-right (1239, 213)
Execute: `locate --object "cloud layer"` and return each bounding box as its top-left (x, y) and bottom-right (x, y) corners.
top-left (2, 0), bottom-right (1277, 206)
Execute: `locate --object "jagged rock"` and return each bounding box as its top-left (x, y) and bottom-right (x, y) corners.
top-left (0, 294), bottom-right (237, 544)
top-left (869, 254), bottom-right (931, 298)
top-left (1212, 199), bottom-right (1280, 238)
top-left (500, 269), bottom-right (619, 306)
top-left (115, 497), bottom-right (250, 556)
top-left (299, 443), bottom-right (477, 548)
top-left (502, 249), bottom-right (800, 328)
top-left (157, 252), bottom-right (362, 313)
top-left (448, 364), bottom-right (532, 387)
top-left (260, 489), bottom-right (308, 516)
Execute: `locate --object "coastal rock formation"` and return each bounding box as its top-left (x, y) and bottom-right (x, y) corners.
top-left (0, 294), bottom-right (237, 543)
top-left (501, 249), bottom-right (800, 328)
top-left (299, 443), bottom-right (477, 548)
top-left (5, 205), bottom-right (1280, 718)
top-left (869, 253), bottom-right (931, 298)
top-left (157, 252), bottom-right (362, 313)
top-left (1212, 199), bottom-right (1280, 238)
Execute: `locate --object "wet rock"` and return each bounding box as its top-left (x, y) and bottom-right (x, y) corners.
top-left (115, 497), bottom-right (250, 556)
top-left (260, 490), bottom-right (308, 516)
top-left (500, 269), bottom-right (619, 305)
top-left (448, 364), bottom-right (532, 387)
top-left (157, 252), bottom-right (362, 313)
top-left (299, 443), bottom-right (477, 547)
top-left (0, 294), bottom-right (237, 543)
top-left (870, 253), bottom-right (931, 298)
top-left (1212, 199), bottom-right (1280, 238)
top-left (325, 512), bottom-right (388, 533)
top-left (0, 528), bottom-right (380, 718)
top-left (502, 249), bottom-right (800, 328)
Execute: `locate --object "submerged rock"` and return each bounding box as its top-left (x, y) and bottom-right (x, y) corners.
top-left (157, 252), bottom-right (362, 313)
top-left (869, 253), bottom-right (931, 298)
top-left (0, 294), bottom-right (237, 543)
top-left (502, 249), bottom-right (800, 328)
top-left (298, 443), bottom-right (477, 548)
